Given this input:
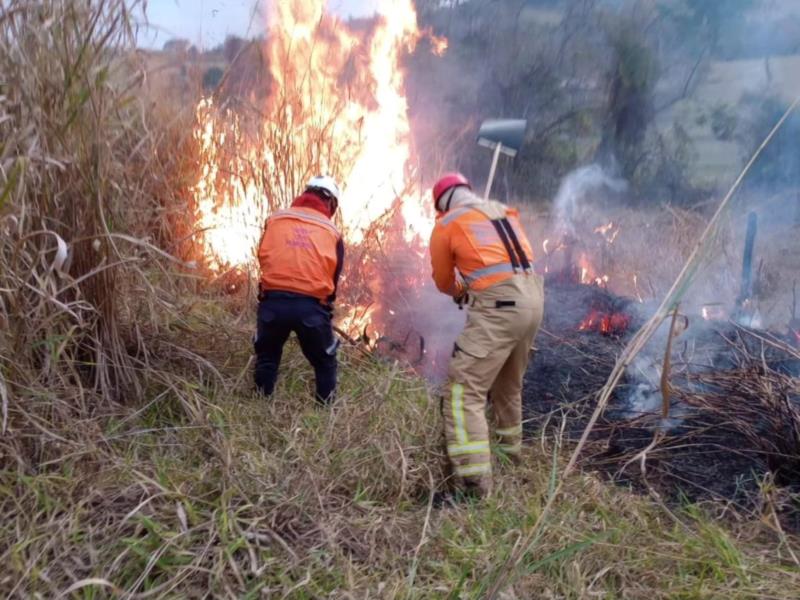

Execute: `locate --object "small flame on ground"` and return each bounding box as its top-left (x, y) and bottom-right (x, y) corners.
top-left (594, 222), bottom-right (614, 235)
top-left (341, 304), bottom-right (379, 337)
top-left (577, 253), bottom-right (609, 288)
top-left (579, 308), bottom-right (631, 336)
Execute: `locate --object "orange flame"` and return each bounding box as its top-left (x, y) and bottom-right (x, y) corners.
top-left (427, 30), bottom-right (449, 56)
top-left (579, 308), bottom-right (631, 336)
top-left (194, 98), bottom-right (265, 270)
top-left (192, 0), bottom-right (442, 272)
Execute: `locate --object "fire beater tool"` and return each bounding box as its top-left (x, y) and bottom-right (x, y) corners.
top-left (477, 119), bottom-right (527, 199)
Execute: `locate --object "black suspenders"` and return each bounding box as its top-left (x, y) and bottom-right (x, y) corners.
top-left (490, 219), bottom-right (519, 271)
top-left (500, 218), bottom-right (532, 271)
top-left (490, 216), bottom-right (531, 273)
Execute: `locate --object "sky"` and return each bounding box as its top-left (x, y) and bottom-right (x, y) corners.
top-left (138, 0), bottom-right (380, 49)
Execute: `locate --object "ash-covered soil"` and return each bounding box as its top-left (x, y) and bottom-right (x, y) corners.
top-left (522, 281), bottom-right (637, 427)
top-left (523, 280), bottom-right (800, 525)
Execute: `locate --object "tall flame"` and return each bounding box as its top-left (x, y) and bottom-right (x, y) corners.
top-left (194, 99), bottom-right (265, 269)
top-left (193, 0), bottom-right (435, 271)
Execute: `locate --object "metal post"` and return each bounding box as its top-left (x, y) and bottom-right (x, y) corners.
top-left (484, 142), bottom-right (503, 200)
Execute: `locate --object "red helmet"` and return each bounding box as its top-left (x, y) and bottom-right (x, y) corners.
top-left (432, 172), bottom-right (471, 211)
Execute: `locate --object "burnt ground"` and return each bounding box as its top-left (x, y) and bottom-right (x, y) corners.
top-left (523, 281), bottom-right (800, 525)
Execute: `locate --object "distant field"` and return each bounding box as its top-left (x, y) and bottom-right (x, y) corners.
top-left (662, 54), bottom-right (800, 186)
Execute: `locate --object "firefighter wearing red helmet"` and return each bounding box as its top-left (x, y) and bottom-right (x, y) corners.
top-left (254, 176), bottom-right (344, 405)
top-left (429, 172), bottom-right (544, 499)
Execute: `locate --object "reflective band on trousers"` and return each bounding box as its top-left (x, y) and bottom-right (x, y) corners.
top-left (498, 443), bottom-right (522, 455)
top-left (451, 383), bottom-right (468, 445)
top-left (448, 441), bottom-right (490, 456)
top-left (464, 262), bottom-right (516, 285)
top-left (455, 462), bottom-right (492, 477)
top-left (496, 424), bottom-right (522, 437)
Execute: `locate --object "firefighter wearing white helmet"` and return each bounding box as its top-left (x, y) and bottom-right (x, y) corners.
top-left (254, 176), bottom-right (345, 405)
top-left (306, 175), bottom-right (341, 215)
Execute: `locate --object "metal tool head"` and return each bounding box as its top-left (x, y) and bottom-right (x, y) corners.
top-left (477, 119), bottom-right (527, 157)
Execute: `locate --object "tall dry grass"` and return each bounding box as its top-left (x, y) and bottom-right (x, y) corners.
top-left (0, 0), bottom-right (198, 466)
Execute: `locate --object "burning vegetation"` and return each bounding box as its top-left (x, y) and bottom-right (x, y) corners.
top-left (192, 0), bottom-right (446, 351)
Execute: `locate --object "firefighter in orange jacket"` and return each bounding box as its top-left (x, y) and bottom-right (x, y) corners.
top-left (255, 176), bottom-right (344, 405)
top-left (430, 172), bottom-right (544, 498)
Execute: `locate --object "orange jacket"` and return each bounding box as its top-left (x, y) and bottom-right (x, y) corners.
top-left (258, 198), bottom-right (344, 303)
top-left (430, 199), bottom-right (534, 296)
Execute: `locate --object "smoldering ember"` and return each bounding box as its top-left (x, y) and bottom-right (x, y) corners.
top-left (3, 0), bottom-right (800, 597)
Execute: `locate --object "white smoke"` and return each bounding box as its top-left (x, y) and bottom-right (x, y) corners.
top-left (552, 164), bottom-right (628, 235)
top-left (622, 330), bottom-right (689, 431)
top-left (415, 278), bottom-right (466, 382)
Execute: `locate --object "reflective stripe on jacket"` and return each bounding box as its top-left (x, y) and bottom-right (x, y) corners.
top-left (430, 200), bottom-right (534, 295)
top-left (258, 206), bottom-right (343, 303)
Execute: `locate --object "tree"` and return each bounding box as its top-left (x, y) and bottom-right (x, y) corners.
top-left (223, 35), bottom-right (246, 63)
top-left (738, 94), bottom-right (800, 189)
top-left (163, 38), bottom-right (190, 54)
top-left (658, 0), bottom-right (756, 56)
top-left (409, 0), bottom-right (605, 199)
top-left (596, 20), bottom-right (659, 179)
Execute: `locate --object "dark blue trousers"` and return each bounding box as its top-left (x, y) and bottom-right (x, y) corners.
top-left (254, 293), bottom-right (338, 404)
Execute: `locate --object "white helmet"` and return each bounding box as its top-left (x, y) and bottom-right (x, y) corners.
top-left (306, 175), bottom-right (341, 203)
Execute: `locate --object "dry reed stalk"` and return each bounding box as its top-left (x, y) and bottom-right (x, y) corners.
top-left (660, 306), bottom-right (682, 419)
top-left (0, 0), bottom-right (200, 472)
top-left (677, 329), bottom-right (800, 477)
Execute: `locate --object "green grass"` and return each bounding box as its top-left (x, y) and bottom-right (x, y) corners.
top-left (2, 296), bottom-right (800, 598)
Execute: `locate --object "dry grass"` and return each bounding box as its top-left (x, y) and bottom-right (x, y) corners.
top-left (0, 0), bottom-right (194, 479)
top-left (519, 202), bottom-right (734, 302)
top-left (680, 326), bottom-right (800, 480)
top-left (4, 298), bottom-right (800, 598)
top-left (3, 292), bottom-right (796, 593)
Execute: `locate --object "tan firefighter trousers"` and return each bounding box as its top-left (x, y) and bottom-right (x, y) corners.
top-left (443, 273), bottom-right (544, 496)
